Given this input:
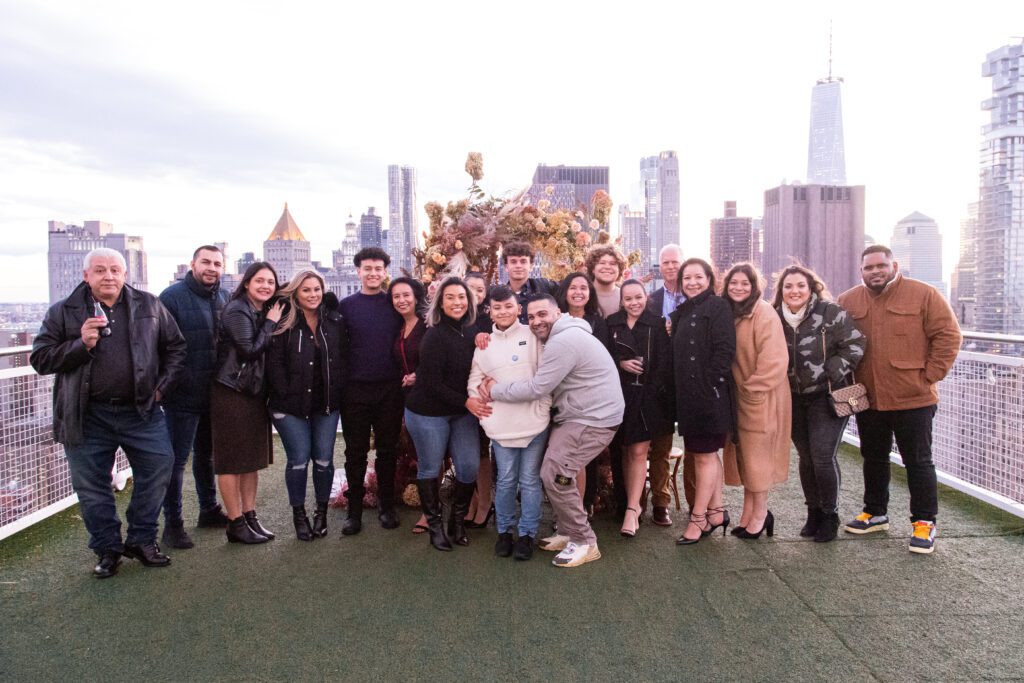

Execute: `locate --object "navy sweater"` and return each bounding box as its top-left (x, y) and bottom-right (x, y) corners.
top-left (337, 291), bottom-right (402, 383)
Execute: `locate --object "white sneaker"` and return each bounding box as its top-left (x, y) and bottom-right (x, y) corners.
top-left (552, 542), bottom-right (601, 568)
top-left (538, 534), bottom-right (569, 552)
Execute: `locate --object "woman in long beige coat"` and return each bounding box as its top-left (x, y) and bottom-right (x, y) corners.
top-left (721, 263), bottom-right (791, 539)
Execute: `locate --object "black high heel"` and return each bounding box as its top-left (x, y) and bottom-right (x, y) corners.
top-left (463, 504), bottom-right (495, 529)
top-left (676, 513), bottom-right (708, 546)
top-left (735, 510), bottom-right (774, 540)
top-left (703, 507), bottom-right (730, 537)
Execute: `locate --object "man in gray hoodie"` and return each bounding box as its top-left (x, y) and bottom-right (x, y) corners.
top-left (480, 295), bottom-right (624, 568)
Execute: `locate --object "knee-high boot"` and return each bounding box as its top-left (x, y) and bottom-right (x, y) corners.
top-left (448, 480), bottom-right (476, 547)
top-left (417, 478), bottom-right (451, 551)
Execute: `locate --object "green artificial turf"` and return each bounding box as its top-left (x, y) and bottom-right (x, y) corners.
top-left (1, 439), bottom-right (1022, 682)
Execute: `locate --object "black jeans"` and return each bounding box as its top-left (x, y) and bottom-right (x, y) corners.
top-left (855, 405), bottom-right (938, 523)
top-left (791, 392), bottom-right (848, 515)
top-left (341, 380), bottom-right (404, 508)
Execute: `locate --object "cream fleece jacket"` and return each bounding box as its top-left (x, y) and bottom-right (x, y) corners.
top-left (467, 320), bottom-right (551, 447)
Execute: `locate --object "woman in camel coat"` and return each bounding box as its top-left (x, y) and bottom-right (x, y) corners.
top-left (721, 263), bottom-right (790, 540)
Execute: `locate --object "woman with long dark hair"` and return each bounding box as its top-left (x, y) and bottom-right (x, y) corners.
top-left (404, 276), bottom-right (484, 551)
top-left (773, 263), bottom-right (864, 542)
top-left (670, 258), bottom-right (736, 546)
top-left (555, 271), bottom-right (611, 514)
top-left (266, 269), bottom-right (347, 541)
top-left (388, 276), bottom-right (429, 533)
top-left (211, 261), bottom-right (283, 544)
top-left (606, 279), bottom-right (674, 537)
top-left (720, 263), bottom-right (790, 540)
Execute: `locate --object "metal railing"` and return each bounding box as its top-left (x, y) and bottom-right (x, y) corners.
top-left (843, 331), bottom-right (1024, 518)
top-left (0, 345), bottom-right (130, 541)
top-left (2, 331), bottom-right (1023, 541)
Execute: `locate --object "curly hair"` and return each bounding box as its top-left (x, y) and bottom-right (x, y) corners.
top-left (501, 241), bottom-right (535, 264)
top-left (585, 245), bottom-right (627, 281)
top-left (771, 262), bottom-right (833, 309)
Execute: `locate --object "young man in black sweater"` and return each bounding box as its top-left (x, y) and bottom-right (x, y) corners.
top-left (337, 247), bottom-right (403, 534)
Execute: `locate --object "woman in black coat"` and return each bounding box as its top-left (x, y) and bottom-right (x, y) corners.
top-left (669, 258), bottom-right (736, 545)
top-left (606, 279), bottom-right (674, 538)
top-left (266, 269), bottom-right (348, 541)
top-left (211, 261), bottom-right (284, 544)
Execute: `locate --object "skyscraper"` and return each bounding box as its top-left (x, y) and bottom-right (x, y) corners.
top-left (976, 42), bottom-right (1024, 334)
top-left (709, 201), bottom-right (755, 273)
top-left (890, 212), bottom-right (945, 295)
top-left (640, 151), bottom-right (680, 265)
top-left (47, 220), bottom-right (147, 302)
top-left (359, 207), bottom-right (383, 251)
top-left (387, 165), bottom-right (418, 276)
top-left (263, 203), bottom-right (312, 285)
top-left (618, 205), bottom-right (649, 277)
top-left (762, 183), bottom-right (865, 297)
top-left (527, 164), bottom-right (610, 226)
top-left (807, 46), bottom-right (847, 186)
top-left (951, 202), bottom-right (978, 328)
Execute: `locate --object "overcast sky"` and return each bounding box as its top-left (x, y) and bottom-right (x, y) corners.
top-left (1, 1), bottom-right (1021, 302)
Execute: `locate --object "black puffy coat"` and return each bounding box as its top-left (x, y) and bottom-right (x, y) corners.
top-left (158, 272), bottom-right (228, 413)
top-left (606, 309), bottom-right (675, 443)
top-left (669, 288), bottom-right (736, 438)
top-left (266, 307), bottom-right (348, 417)
top-left (30, 282), bottom-right (186, 447)
top-left (215, 298), bottom-right (276, 395)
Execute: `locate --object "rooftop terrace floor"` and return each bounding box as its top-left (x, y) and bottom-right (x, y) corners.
top-left (2, 440), bottom-right (1022, 682)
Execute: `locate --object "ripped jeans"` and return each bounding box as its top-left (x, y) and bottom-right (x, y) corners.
top-left (271, 410), bottom-right (340, 507)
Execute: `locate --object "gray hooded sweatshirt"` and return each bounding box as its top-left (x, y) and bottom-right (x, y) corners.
top-left (490, 315), bottom-right (624, 429)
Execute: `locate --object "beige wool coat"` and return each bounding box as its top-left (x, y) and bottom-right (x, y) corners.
top-left (723, 299), bottom-right (792, 492)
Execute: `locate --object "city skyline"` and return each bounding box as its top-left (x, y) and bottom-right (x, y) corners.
top-left (1, 4), bottom-right (1022, 302)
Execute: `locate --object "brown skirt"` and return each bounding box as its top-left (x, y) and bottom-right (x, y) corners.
top-left (210, 381), bottom-right (273, 475)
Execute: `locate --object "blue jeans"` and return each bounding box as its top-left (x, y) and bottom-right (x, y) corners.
top-left (64, 402), bottom-right (174, 554)
top-left (492, 429), bottom-right (549, 536)
top-left (162, 408), bottom-right (218, 523)
top-left (404, 409), bottom-right (480, 484)
top-left (271, 410), bottom-right (340, 507)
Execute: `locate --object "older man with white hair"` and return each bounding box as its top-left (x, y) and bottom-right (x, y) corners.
top-left (644, 243), bottom-right (685, 525)
top-left (31, 248), bottom-right (186, 578)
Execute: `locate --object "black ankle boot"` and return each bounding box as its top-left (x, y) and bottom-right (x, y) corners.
top-left (242, 510), bottom-right (274, 540)
top-left (448, 481), bottom-right (476, 547)
top-left (800, 507), bottom-right (822, 538)
top-left (417, 478), bottom-right (451, 551)
top-left (342, 501), bottom-right (363, 536)
top-left (815, 512), bottom-right (840, 543)
top-left (312, 501), bottom-right (328, 538)
top-left (293, 506), bottom-right (313, 542)
top-left (226, 516), bottom-right (269, 544)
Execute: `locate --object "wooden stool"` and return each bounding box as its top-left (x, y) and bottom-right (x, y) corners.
top-left (668, 447), bottom-right (684, 511)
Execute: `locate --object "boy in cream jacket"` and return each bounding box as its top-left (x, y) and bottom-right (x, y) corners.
top-left (467, 285), bottom-right (551, 561)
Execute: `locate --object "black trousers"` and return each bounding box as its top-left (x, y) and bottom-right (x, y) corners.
top-left (855, 405), bottom-right (939, 523)
top-left (791, 392), bottom-right (848, 515)
top-left (341, 380), bottom-right (404, 508)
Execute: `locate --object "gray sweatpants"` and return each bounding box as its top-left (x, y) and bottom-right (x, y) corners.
top-left (541, 421), bottom-right (618, 545)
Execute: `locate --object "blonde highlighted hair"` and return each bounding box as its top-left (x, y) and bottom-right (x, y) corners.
top-left (273, 268), bottom-right (327, 334)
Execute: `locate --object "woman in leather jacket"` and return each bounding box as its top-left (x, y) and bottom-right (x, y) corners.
top-left (211, 262), bottom-right (283, 544)
top-left (267, 269), bottom-right (347, 541)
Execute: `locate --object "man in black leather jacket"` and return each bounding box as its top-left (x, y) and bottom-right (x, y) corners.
top-left (31, 248), bottom-right (186, 578)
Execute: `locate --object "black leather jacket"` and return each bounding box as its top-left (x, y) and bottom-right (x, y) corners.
top-left (30, 282), bottom-right (186, 447)
top-left (266, 307), bottom-right (348, 417)
top-left (215, 298), bottom-right (277, 394)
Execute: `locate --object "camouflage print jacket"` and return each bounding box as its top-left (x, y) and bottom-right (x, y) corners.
top-left (776, 296), bottom-right (866, 396)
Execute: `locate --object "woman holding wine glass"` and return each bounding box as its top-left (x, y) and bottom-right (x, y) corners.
top-left (606, 279), bottom-right (674, 537)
